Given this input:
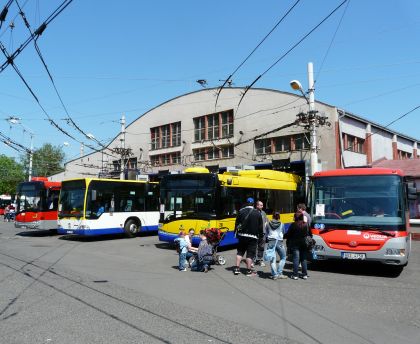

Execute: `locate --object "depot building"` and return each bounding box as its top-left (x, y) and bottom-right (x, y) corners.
top-left (52, 87), bottom-right (420, 181)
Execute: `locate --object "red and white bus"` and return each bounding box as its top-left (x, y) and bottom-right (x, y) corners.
top-left (309, 168), bottom-right (416, 268)
top-left (15, 177), bottom-right (61, 232)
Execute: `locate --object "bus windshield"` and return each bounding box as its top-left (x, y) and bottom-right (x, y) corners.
top-left (160, 174), bottom-right (217, 220)
top-left (310, 175), bottom-right (404, 226)
top-left (16, 182), bottom-right (44, 212)
top-left (58, 180), bottom-right (86, 218)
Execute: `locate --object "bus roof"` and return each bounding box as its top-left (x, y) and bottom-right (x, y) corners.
top-left (313, 168), bottom-right (404, 178)
top-left (62, 177), bottom-right (154, 184)
top-left (218, 169), bottom-right (300, 190)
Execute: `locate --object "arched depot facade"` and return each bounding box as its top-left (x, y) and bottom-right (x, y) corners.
top-left (51, 87), bottom-right (419, 182)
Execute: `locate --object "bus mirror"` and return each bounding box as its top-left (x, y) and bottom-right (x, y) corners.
top-left (407, 186), bottom-right (417, 200)
top-left (91, 190), bottom-right (97, 201)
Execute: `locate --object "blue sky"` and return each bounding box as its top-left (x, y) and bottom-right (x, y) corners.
top-left (1, 0), bottom-right (420, 162)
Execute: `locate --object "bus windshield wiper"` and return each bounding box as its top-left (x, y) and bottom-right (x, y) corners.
top-left (352, 225), bottom-right (395, 237)
top-left (319, 228), bottom-right (338, 234)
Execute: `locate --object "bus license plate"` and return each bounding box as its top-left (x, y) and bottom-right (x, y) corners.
top-left (341, 252), bottom-right (366, 260)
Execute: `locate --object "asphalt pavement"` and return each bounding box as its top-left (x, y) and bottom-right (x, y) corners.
top-left (0, 221), bottom-right (419, 344)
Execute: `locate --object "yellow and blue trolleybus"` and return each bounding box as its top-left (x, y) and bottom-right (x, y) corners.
top-left (158, 167), bottom-right (301, 246)
top-left (58, 178), bottom-right (159, 237)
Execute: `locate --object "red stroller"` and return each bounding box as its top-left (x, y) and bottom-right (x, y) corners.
top-left (204, 227), bottom-right (227, 265)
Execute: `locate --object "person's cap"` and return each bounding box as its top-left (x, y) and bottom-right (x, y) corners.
top-left (246, 197), bottom-right (254, 204)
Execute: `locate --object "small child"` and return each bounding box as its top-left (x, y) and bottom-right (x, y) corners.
top-left (174, 231), bottom-right (188, 271)
top-left (192, 230), bottom-right (213, 273)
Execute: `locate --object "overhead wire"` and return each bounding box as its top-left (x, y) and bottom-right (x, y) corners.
top-left (237, 0), bottom-right (349, 109)
top-left (215, 0), bottom-right (302, 108)
top-left (0, 0), bottom-right (117, 157)
top-left (314, 0), bottom-right (351, 85)
top-left (14, 0), bottom-right (112, 153)
top-left (0, 0), bottom-right (73, 73)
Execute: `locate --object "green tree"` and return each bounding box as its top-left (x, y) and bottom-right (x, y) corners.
top-left (20, 143), bottom-right (65, 178)
top-left (0, 155), bottom-right (25, 195)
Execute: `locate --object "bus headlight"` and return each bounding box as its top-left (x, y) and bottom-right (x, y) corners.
top-left (385, 248), bottom-right (405, 256)
top-left (314, 245), bottom-right (325, 251)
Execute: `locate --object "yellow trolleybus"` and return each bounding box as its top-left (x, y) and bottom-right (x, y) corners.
top-left (158, 167), bottom-right (301, 246)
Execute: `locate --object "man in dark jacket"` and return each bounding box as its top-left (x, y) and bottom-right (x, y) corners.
top-left (233, 197), bottom-right (263, 276)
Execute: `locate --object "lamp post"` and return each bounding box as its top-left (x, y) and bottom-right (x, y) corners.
top-left (290, 62), bottom-right (319, 176)
top-left (7, 116), bottom-right (35, 181)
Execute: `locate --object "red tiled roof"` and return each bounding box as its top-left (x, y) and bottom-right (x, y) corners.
top-left (372, 159), bottom-right (420, 177)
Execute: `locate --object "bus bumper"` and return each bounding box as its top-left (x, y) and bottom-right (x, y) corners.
top-left (313, 235), bottom-right (410, 266)
top-left (15, 221), bottom-right (41, 229)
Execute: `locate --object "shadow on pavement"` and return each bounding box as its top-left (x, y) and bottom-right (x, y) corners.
top-left (307, 259), bottom-right (404, 278)
top-left (16, 230), bottom-right (57, 237)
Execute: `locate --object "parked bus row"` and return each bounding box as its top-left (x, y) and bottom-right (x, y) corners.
top-left (8, 167), bottom-right (417, 269)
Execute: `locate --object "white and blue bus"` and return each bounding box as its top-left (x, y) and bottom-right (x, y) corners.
top-left (57, 178), bottom-right (159, 237)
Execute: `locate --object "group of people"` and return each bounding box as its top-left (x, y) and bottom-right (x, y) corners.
top-left (175, 229), bottom-right (213, 272)
top-left (173, 198), bottom-right (314, 280)
top-left (233, 198), bottom-right (312, 280)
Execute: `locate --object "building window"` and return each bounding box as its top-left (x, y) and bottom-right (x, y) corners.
top-left (161, 125), bottom-right (170, 148)
top-left (194, 148), bottom-right (206, 161)
top-left (207, 114), bottom-right (219, 140)
top-left (221, 145), bottom-right (234, 158)
top-left (398, 150), bottom-right (412, 159)
top-left (342, 133), bottom-right (365, 153)
top-left (221, 111), bottom-right (234, 138)
top-left (172, 122), bottom-right (181, 147)
top-left (274, 136), bottom-right (291, 152)
top-left (294, 133), bottom-right (309, 151)
top-left (207, 147), bottom-right (219, 160)
top-left (151, 128), bottom-right (160, 150)
top-left (151, 156), bottom-right (160, 166)
top-left (194, 109), bottom-right (234, 142)
top-left (172, 152), bottom-right (181, 164)
top-left (127, 158), bottom-right (137, 169)
top-left (194, 117), bottom-right (206, 142)
top-left (255, 139), bottom-right (272, 155)
top-left (150, 122), bottom-right (182, 150)
top-left (150, 152), bottom-right (181, 166)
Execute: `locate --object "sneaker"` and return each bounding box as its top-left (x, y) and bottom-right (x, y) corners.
top-left (233, 267), bottom-right (240, 275)
top-left (204, 266), bottom-right (209, 273)
top-left (259, 261), bottom-right (266, 267)
top-left (270, 275), bottom-right (278, 280)
top-left (246, 269), bottom-right (257, 277)
top-left (180, 268), bottom-right (187, 272)
top-left (278, 274), bottom-right (288, 279)
top-left (302, 275), bottom-right (308, 280)
top-left (291, 275), bottom-right (298, 280)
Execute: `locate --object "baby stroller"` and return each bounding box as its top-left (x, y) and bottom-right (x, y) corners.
top-left (204, 227), bottom-right (227, 266)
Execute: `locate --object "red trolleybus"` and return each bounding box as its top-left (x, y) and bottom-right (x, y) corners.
top-left (15, 177), bottom-right (61, 231)
top-left (309, 168), bottom-right (415, 267)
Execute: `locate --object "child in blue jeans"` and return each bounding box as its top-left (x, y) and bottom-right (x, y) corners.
top-left (174, 231), bottom-right (188, 271)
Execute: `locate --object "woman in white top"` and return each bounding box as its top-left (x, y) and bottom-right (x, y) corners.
top-left (265, 212), bottom-right (287, 280)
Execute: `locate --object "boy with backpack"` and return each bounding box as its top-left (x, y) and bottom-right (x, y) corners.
top-left (174, 231), bottom-right (188, 271)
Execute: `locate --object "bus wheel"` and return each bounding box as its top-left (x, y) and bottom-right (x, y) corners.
top-left (124, 219), bottom-right (140, 238)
